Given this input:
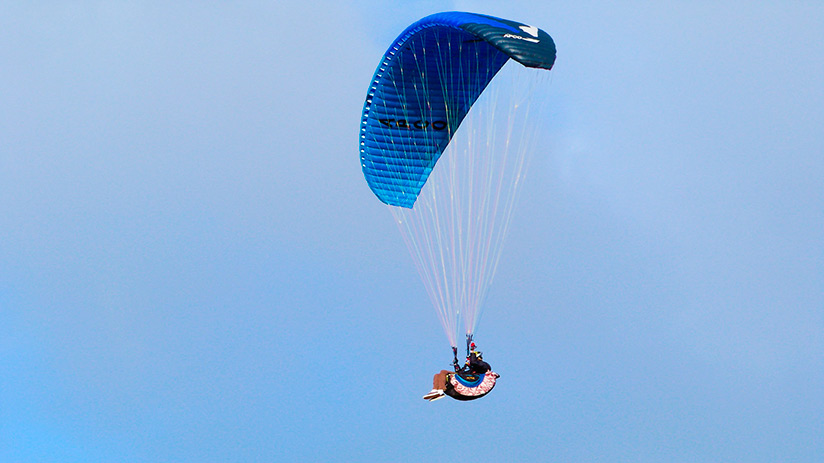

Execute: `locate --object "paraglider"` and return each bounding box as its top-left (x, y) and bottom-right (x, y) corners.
top-left (358, 12), bottom-right (556, 401)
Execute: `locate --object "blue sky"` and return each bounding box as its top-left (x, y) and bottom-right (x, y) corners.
top-left (1, 1), bottom-right (822, 461)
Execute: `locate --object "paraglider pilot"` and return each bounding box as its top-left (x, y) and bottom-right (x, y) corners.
top-left (465, 342), bottom-right (491, 374)
top-left (423, 342), bottom-right (491, 401)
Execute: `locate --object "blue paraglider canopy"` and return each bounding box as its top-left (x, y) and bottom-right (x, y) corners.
top-left (359, 12), bottom-right (556, 208)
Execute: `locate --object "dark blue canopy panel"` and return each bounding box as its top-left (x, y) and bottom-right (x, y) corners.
top-left (359, 12), bottom-right (556, 208)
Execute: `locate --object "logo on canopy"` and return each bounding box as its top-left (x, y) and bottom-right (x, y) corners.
top-left (519, 25), bottom-right (539, 37)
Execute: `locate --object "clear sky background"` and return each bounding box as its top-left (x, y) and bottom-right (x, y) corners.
top-left (1, 1), bottom-right (822, 462)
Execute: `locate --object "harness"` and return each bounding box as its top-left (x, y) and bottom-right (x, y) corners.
top-left (445, 371), bottom-right (499, 400)
top-left (444, 334), bottom-right (499, 400)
